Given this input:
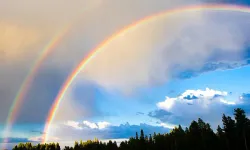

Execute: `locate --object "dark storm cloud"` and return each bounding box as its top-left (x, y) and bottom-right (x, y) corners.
top-left (15, 66), bottom-right (70, 123)
top-left (0, 63), bottom-right (33, 123)
top-left (13, 64), bottom-right (103, 123)
top-left (174, 59), bottom-right (250, 79)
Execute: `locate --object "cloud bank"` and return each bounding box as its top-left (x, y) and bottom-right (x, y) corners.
top-left (149, 88), bottom-right (250, 128)
top-left (81, 9), bottom-right (250, 93)
top-left (1, 0), bottom-right (250, 128)
top-left (0, 0), bottom-right (201, 124)
top-left (41, 120), bottom-right (171, 142)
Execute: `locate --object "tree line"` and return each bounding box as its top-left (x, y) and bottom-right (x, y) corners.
top-left (13, 108), bottom-right (250, 150)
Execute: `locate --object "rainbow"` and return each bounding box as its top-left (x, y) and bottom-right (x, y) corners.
top-left (43, 3), bottom-right (250, 142)
top-left (1, 25), bottom-right (70, 143)
top-left (1, 1), bottom-right (103, 146)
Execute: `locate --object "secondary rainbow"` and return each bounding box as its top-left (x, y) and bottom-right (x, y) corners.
top-left (1, 25), bottom-right (70, 144)
top-left (43, 3), bottom-right (250, 142)
top-left (2, 1), bottom-right (103, 146)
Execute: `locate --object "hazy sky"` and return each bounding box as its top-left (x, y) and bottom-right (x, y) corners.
top-left (0, 0), bottom-right (250, 144)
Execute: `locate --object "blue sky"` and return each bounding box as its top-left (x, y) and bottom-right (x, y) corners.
top-left (88, 65), bottom-right (250, 125)
top-left (1, 0), bottom-right (250, 144)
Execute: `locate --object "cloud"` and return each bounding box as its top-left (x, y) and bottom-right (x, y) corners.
top-left (0, 0), bottom-right (103, 27)
top-left (45, 120), bottom-right (171, 142)
top-left (183, 95), bottom-right (198, 100)
top-left (0, 0), bottom-right (104, 123)
top-left (14, 67), bottom-right (69, 123)
top-left (237, 93), bottom-right (250, 113)
top-left (1, 0), bottom-right (250, 127)
top-left (80, 9), bottom-right (250, 93)
top-left (240, 93), bottom-right (250, 101)
top-left (168, 90), bottom-right (176, 94)
top-left (31, 131), bottom-right (46, 135)
top-left (136, 112), bottom-right (145, 115)
top-left (148, 110), bottom-right (172, 121)
top-left (28, 136), bottom-right (60, 143)
top-left (202, 0), bottom-right (250, 5)
top-left (148, 88), bottom-right (241, 127)
top-left (1, 0), bottom-right (250, 145)
top-left (64, 121), bottom-right (83, 130)
top-left (0, 137), bottom-right (32, 143)
top-left (64, 120), bottom-right (110, 130)
top-left (97, 122), bottom-right (111, 129)
top-left (174, 60), bottom-right (250, 79)
top-left (0, 64), bottom-right (100, 123)
top-left (0, 22), bottom-right (46, 63)
top-left (158, 122), bottom-right (177, 129)
top-left (0, 0), bottom-right (201, 124)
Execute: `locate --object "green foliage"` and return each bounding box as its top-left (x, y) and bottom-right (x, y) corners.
top-left (13, 107), bottom-right (250, 150)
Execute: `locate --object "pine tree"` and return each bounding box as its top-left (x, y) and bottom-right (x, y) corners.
top-left (136, 132), bottom-right (139, 140)
top-left (222, 114), bottom-right (237, 150)
top-left (149, 134), bottom-right (153, 144)
top-left (140, 129), bottom-right (145, 141)
top-left (234, 108), bottom-right (249, 150)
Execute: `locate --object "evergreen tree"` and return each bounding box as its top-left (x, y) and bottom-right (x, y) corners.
top-left (11, 107), bottom-right (250, 150)
top-left (140, 129), bottom-right (144, 141)
top-left (222, 114), bottom-right (237, 150)
top-left (234, 108), bottom-right (249, 150)
top-left (135, 132), bottom-right (139, 140)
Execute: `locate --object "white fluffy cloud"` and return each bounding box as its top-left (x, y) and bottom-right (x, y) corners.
top-left (157, 88), bottom-right (231, 111)
top-left (64, 121), bottom-right (83, 130)
top-left (28, 136), bottom-right (60, 143)
top-left (150, 88), bottom-right (239, 127)
top-left (44, 121), bottom-right (171, 142)
top-left (158, 122), bottom-right (177, 129)
top-left (64, 120), bottom-right (110, 130)
top-left (97, 122), bottom-right (111, 129)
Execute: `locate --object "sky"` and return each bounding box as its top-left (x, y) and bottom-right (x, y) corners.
top-left (1, 0), bottom-right (250, 146)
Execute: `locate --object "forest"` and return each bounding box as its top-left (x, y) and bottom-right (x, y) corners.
top-left (13, 108), bottom-right (250, 150)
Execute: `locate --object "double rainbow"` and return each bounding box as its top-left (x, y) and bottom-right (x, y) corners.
top-left (2, 3), bottom-right (250, 143)
top-left (43, 3), bottom-right (250, 142)
top-left (2, 1), bottom-right (102, 146)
